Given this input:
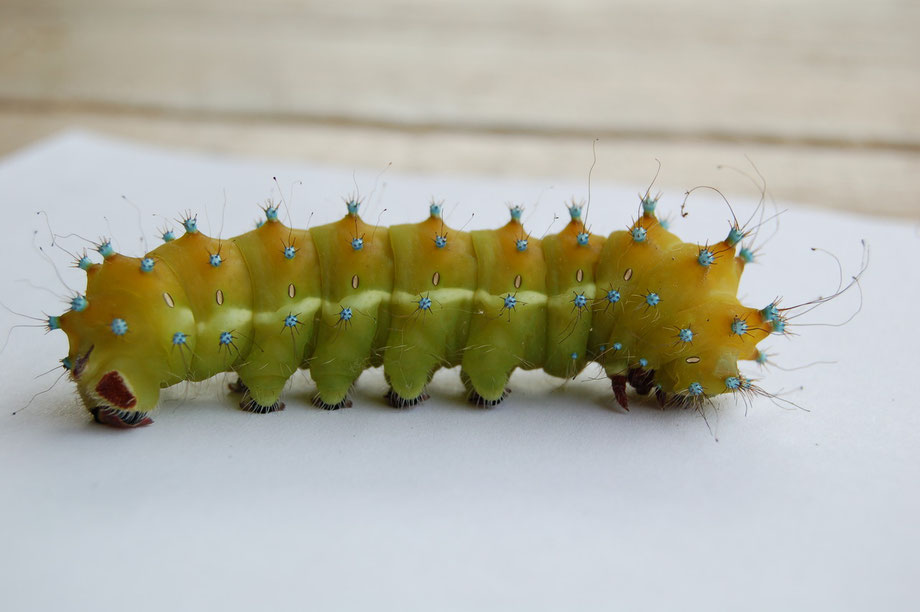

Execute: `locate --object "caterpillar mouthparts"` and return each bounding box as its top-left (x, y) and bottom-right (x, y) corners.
top-left (49, 193), bottom-right (803, 428)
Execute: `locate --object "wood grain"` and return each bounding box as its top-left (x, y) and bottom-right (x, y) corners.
top-left (0, 0), bottom-right (917, 217)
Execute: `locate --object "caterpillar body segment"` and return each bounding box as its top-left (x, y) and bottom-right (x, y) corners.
top-left (55, 196), bottom-right (779, 428)
top-left (230, 222), bottom-right (320, 409)
top-left (309, 208), bottom-right (393, 408)
top-left (384, 209), bottom-right (477, 404)
top-left (461, 217), bottom-right (549, 402)
top-left (541, 217), bottom-right (605, 378)
top-left (154, 230), bottom-right (255, 381)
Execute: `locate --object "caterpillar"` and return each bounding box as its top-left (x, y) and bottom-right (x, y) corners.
top-left (38, 185), bottom-right (856, 429)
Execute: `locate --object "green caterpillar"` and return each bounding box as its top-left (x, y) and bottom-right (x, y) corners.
top-left (49, 195), bottom-right (787, 428)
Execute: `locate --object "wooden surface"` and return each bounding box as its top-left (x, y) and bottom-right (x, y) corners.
top-left (1, 0), bottom-right (917, 217)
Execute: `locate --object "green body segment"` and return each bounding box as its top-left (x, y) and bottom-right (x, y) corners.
top-left (231, 223), bottom-right (322, 406)
top-left (308, 214), bottom-right (393, 405)
top-left (383, 215), bottom-right (477, 400)
top-left (461, 220), bottom-right (548, 401)
top-left (57, 201), bottom-right (773, 418)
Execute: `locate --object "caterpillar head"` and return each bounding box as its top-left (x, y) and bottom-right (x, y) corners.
top-left (58, 252), bottom-right (192, 427)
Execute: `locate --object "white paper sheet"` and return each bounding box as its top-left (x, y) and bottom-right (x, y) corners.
top-left (0, 132), bottom-right (916, 611)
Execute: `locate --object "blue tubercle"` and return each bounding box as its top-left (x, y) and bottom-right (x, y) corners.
top-left (570, 352), bottom-right (578, 360)
top-left (659, 218), bottom-right (671, 230)
top-left (97, 241), bottom-right (114, 259)
top-left (606, 289), bottom-right (621, 304)
top-left (255, 219), bottom-right (264, 229)
top-left (172, 332), bottom-right (187, 345)
top-left (515, 238), bottom-right (528, 252)
top-left (641, 196), bottom-right (658, 215)
top-left (283, 246), bottom-right (297, 260)
top-left (418, 296), bottom-right (432, 311)
top-left (503, 295), bottom-right (517, 309)
top-left (47, 315), bottom-right (60, 331)
top-left (351, 237), bottom-right (364, 251)
top-left (760, 303), bottom-right (780, 322)
top-left (429, 202), bottom-right (442, 217)
top-left (77, 255), bottom-right (93, 270)
top-left (161, 230), bottom-right (175, 242)
top-left (678, 328), bottom-right (693, 343)
top-left (725, 376), bottom-right (741, 390)
top-left (434, 235), bottom-right (447, 249)
top-left (183, 217), bottom-right (198, 234)
top-left (284, 314), bottom-right (299, 328)
top-left (265, 206), bottom-right (279, 221)
top-left (631, 226), bottom-right (647, 242)
top-left (771, 319), bottom-right (786, 334)
top-left (509, 205), bottom-right (524, 221)
top-left (756, 351), bottom-right (768, 365)
top-left (613, 342), bottom-right (622, 351)
top-left (697, 249), bottom-right (715, 267)
top-left (688, 382), bottom-right (704, 396)
top-left (645, 292), bottom-right (660, 307)
top-left (573, 293), bottom-right (587, 309)
top-left (140, 257), bottom-right (155, 272)
top-left (638, 358), bottom-right (648, 368)
top-left (339, 307), bottom-right (353, 322)
top-left (567, 204), bottom-right (582, 220)
top-left (346, 199), bottom-right (361, 215)
top-left (726, 226), bottom-right (744, 246)
top-left (576, 232), bottom-right (589, 246)
top-left (70, 295), bottom-right (88, 312)
top-left (209, 253), bottom-right (222, 268)
top-left (731, 317), bottom-right (748, 336)
top-left (61, 357), bottom-right (72, 370)
top-left (739, 247), bottom-right (754, 263)
top-left (110, 318), bottom-right (128, 336)
top-left (219, 331), bottom-right (233, 346)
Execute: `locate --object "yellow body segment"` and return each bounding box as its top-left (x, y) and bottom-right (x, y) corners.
top-left (154, 230), bottom-right (254, 380)
top-left (542, 218), bottom-right (605, 377)
top-left (59, 253), bottom-right (194, 414)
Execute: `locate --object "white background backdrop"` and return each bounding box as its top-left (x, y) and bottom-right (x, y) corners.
top-left (0, 133), bottom-right (916, 611)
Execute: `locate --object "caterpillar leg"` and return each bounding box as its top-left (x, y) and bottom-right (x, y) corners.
top-left (611, 375), bottom-right (629, 410)
top-left (382, 362), bottom-right (436, 409)
top-left (309, 353), bottom-right (362, 410)
top-left (90, 406), bottom-right (154, 428)
top-left (467, 387), bottom-right (510, 407)
top-left (239, 392), bottom-right (285, 414)
top-left (655, 387), bottom-right (672, 408)
top-left (384, 388), bottom-right (430, 408)
top-left (312, 395), bottom-right (353, 410)
top-left (228, 377), bottom-right (248, 394)
top-left (460, 367), bottom-right (511, 407)
top-left (235, 376), bottom-right (286, 414)
top-left (627, 367), bottom-right (656, 396)
top-left (610, 367), bottom-right (658, 410)
top-left (383, 356), bottom-right (436, 408)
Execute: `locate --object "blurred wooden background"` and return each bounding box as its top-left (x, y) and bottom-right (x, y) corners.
top-left (1, 0), bottom-right (917, 217)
